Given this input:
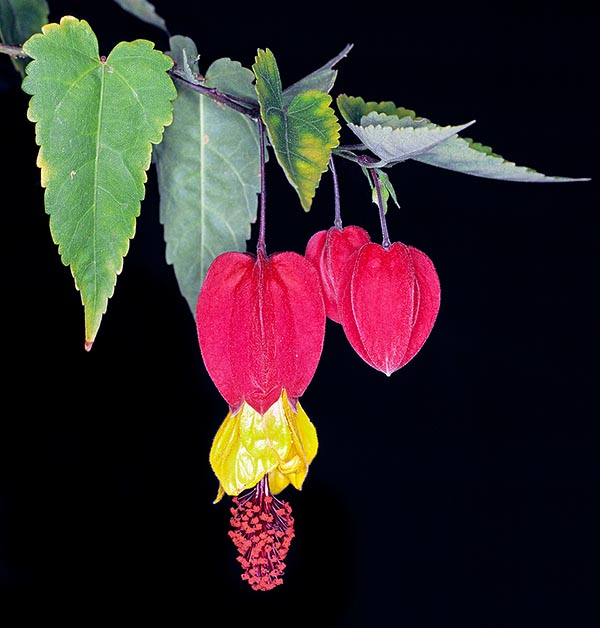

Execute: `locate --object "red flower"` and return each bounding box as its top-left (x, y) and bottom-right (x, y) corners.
top-left (339, 241), bottom-right (441, 375)
top-left (196, 249), bottom-right (326, 416)
top-left (305, 225), bottom-right (371, 323)
top-left (195, 249), bottom-right (325, 591)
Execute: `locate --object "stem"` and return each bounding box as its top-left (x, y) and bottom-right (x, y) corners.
top-left (169, 67), bottom-right (260, 118)
top-left (329, 155), bottom-right (342, 229)
top-left (257, 118), bottom-right (268, 257)
top-left (0, 43), bottom-right (28, 59)
top-left (369, 168), bottom-right (391, 249)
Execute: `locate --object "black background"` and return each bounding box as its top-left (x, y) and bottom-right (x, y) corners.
top-left (1, 2), bottom-right (597, 626)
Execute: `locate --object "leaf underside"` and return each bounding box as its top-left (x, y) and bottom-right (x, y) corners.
top-left (338, 95), bottom-right (589, 182)
top-left (254, 48), bottom-right (340, 211)
top-left (22, 15), bottom-right (177, 348)
top-left (155, 36), bottom-right (261, 315)
top-left (112, 0), bottom-right (169, 33)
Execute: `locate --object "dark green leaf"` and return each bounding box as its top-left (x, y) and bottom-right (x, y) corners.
top-left (0, 0), bottom-right (48, 74)
top-left (155, 36), bottom-right (261, 314)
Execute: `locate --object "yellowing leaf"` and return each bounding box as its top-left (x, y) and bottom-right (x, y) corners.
top-left (253, 48), bottom-right (340, 211)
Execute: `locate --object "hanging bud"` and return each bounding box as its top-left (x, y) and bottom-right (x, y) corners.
top-left (305, 225), bottom-right (371, 323)
top-left (339, 241), bottom-right (441, 375)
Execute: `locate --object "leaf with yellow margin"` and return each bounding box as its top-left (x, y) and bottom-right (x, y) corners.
top-left (253, 48), bottom-right (340, 211)
top-left (21, 16), bottom-right (176, 349)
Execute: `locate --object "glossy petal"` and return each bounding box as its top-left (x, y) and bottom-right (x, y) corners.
top-left (210, 390), bottom-right (318, 497)
top-left (196, 250), bottom-right (325, 414)
top-left (268, 394), bottom-right (318, 493)
top-left (340, 242), bottom-right (441, 375)
top-left (305, 225), bottom-right (371, 322)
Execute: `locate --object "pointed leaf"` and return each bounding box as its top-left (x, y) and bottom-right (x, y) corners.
top-left (112, 0), bottom-right (168, 33)
top-left (155, 36), bottom-right (261, 314)
top-left (0, 0), bottom-right (49, 74)
top-left (253, 48), bottom-right (340, 211)
top-left (413, 134), bottom-right (591, 182)
top-left (282, 43), bottom-right (353, 105)
top-left (22, 16), bottom-right (177, 348)
top-left (362, 167), bottom-right (400, 213)
top-left (338, 95), bottom-right (589, 182)
top-left (347, 113), bottom-right (475, 167)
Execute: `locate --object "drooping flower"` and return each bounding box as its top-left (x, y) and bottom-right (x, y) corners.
top-left (195, 249), bottom-right (325, 590)
top-left (339, 241), bottom-right (441, 375)
top-left (305, 224), bottom-right (371, 323)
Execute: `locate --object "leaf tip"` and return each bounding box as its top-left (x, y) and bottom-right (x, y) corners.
top-left (84, 339), bottom-right (94, 352)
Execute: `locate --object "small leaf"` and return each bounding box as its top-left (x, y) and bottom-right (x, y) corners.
top-left (282, 43), bottom-right (353, 105)
top-left (155, 36), bottom-right (261, 315)
top-left (22, 16), bottom-right (177, 348)
top-left (362, 167), bottom-right (399, 213)
top-left (0, 0), bottom-right (49, 74)
top-left (348, 112), bottom-right (476, 167)
top-left (112, 0), bottom-right (169, 33)
top-left (253, 48), bottom-right (340, 211)
top-left (204, 56), bottom-right (258, 103)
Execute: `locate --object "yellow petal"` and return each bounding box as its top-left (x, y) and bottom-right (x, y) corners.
top-left (209, 407), bottom-right (264, 496)
top-left (239, 397), bottom-right (292, 467)
top-left (209, 392), bottom-right (319, 497)
top-left (268, 468), bottom-right (292, 494)
top-left (282, 393), bottom-right (318, 490)
top-left (213, 484), bottom-right (225, 504)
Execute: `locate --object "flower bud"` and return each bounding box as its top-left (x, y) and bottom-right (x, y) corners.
top-left (339, 241), bottom-right (441, 375)
top-left (305, 225), bottom-right (371, 323)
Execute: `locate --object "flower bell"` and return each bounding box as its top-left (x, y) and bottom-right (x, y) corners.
top-left (305, 224), bottom-right (371, 323)
top-left (195, 248), bottom-right (325, 590)
top-left (339, 240), bottom-right (441, 375)
top-left (196, 250), bottom-right (325, 416)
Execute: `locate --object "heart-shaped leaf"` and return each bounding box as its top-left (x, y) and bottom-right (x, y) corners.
top-left (22, 16), bottom-right (177, 348)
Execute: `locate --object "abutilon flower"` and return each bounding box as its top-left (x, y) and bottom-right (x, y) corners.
top-left (339, 240), bottom-right (441, 375)
top-left (305, 224), bottom-right (371, 323)
top-left (306, 225), bottom-right (440, 375)
top-left (196, 249), bottom-right (325, 591)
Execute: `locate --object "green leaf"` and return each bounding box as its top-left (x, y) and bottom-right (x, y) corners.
top-left (154, 36), bottom-right (261, 315)
top-left (413, 135), bottom-right (591, 182)
top-left (337, 95), bottom-right (589, 182)
top-left (22, 16), bottom-right (177, 349)
top-left (112, 0), bottom-right (169, 33)
top-left (337, 94), bottom-right (417, 125)
top-left (253, 48), bottom-right (340, 211)
top-left (282, 43), bottom-right (353, 105)
top-left (348, 111), bottom-right (476, 167)
top-left (0, 0), bottom-right (48, 74)
top-left (204, 56), bottom-right (258, 103)
top-left (362, 167), bottom-right (399, 213)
